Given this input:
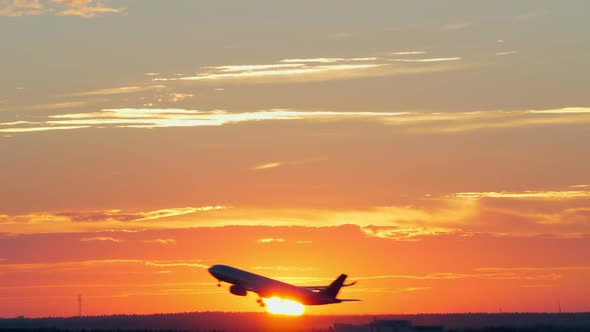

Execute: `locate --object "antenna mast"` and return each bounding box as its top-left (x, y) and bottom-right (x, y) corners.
top-left (78, 294), bottom-right (82, 317)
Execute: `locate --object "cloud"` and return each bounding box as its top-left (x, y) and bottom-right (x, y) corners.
top-left (519, 284), bottom-right (558, 288)
top-left (250, 158), bottom-right (326, 171)
top-left (251, 266), bottom-right (313, 271)
top-left (0, 0), bottom-right (124, 17)
top-left (441, 22), bottom-right (472, 31)
top-left (389, 51), bottom-right (427, 56)
top-left (57, 85), bottom-right (166, 97)
top-left (143, 260), bottom-right (208, 269)
top-left (0, 0), bottom-right (44, 16)
top-left (513, 9), bottom-right (550, 21)
top-left (0, 259), bottom-right (209, 274)
top-left (257, 238), bottom-right (286, 243)
top-left (144, 238), bottom-right (176, 244)
top-left (449, 190), bottom-right (590, 200)
top-left (0, 206), bottom-right (226, 233)
top-left (2, 187), bottom-right (589, 237)
top-left (475, 266), bottom-right (590, 272)
top-left (389, 107), bottom-right (590, 133)
top-left (80, 236), bottom-right (123, 243)
top-left (279, 57), bottom-right (378, 64)
top-left (5, 106), bottom-right (589, 134)
top-left (362, 226), bottom-right (466, 241)
top-left (389, 57), bottom-right (462, 63)
top-left (496, 51), bottom-right (520, 56)
top-left (0, 125), bottom-right (89, 133)
top-left (153, 54), bottom-right (465, 84)
top-left (0, 101), bottom-right (88, 112)
top-left (47, 207), bottom-right (222, 223)
top-left (354, 271), bottom-right (561, 281)
top-left (251, 162), bottom-right (283, 171)
top-left (164, 93), bottom-right (194, 103)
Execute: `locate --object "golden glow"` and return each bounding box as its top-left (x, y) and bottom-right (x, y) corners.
top-left (263, 297), bottom-right (305, 316)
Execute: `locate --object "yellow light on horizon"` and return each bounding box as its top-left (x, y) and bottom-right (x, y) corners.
top-left (263, 297), bottom-right (305, 316)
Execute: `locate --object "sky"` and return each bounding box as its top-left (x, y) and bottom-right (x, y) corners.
top-left (1, 0), bottom-right (590, 318)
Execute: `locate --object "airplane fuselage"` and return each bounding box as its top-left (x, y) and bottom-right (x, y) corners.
top-left (208, 264), bottom-right (341, 305)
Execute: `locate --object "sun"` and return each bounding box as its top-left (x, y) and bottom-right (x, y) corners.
top-left (263, 297), bottom-right (305, 316)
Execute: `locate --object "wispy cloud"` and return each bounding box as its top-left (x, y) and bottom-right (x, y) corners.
top-left (154, 54), bottom-right (465, 84)
top-left (0, 259), bottom-right (209, 274)
top-left (57, 85), bottom-right (166, 97)
top-left (449, 190), bottom-right (590, 200)
top-left (164, 93), bottom-right (194, 103)
top-left (475, 266), bottom-right (590, 272)
top-left (496, 51), bottom-right (520, 56)
top-left (51, 206), bottom-right (222, 223)
top-left (354, 271), bottom-right (561, 281)
top-left (0, 125), bottom-right (89, 133)
top-left (0, 0), bottom-right (124, 18)
top-left (389, 51), bottom-right (427, 56)
top-left (2, 109), bottom-right (409, 131)
top-left (257, 238), bottom-right (286, 243)
top-left (513, 9), bottom-right (550, 21)
top-left (519, 284), bottom-right (558, 288)
top-left (5, 106), bottom-right (588, 134)
top-left (362, 226), bottom-right (466, 241)
top-left (0, 101), bottom-right (88, 111)
top-left (250, 157), bottom-right (327, 171)
top-left (441, 22), bottom-right (472, 31)
top-left (143, 238), bottom-right (177, 244)
top-left (389, 57), bottom-right (461, 63)
top-left (80, 236), bottom-right (123, 243)
top-left (144, 260), bottom-right (208, 269)
top-left (251, 162), bottom-right (283, 171)
top-left (279, 57), bottom-right (378, 64)
top-left (251, 266), bottom-right (313, 271)
top-left (0, 206), bottom-right (225, 233)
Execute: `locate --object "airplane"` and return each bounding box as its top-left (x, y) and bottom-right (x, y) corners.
top-left (208, 264), bottom-right (360, 307)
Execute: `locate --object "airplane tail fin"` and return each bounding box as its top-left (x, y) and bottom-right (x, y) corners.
top-left (323, 274), bottom-right (348, 298)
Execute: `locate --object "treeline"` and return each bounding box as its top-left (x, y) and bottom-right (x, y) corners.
top-left (449, 326), bottom-right (590, 332)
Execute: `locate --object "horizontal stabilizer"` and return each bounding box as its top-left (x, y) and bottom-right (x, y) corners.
top-left (339, 299), bottom-right (362, 302)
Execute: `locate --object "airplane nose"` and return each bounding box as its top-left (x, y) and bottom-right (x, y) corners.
top-left (208, 265), bottom-right (219, 277)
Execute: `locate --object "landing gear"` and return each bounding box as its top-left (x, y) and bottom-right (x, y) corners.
top-left (257, 298), bottom-right (265, 307)
top-left (217, 280), bottom-right (221, 287)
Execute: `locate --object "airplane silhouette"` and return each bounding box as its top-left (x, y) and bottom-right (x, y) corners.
top-left (208, 264), bottom-right (360, 307)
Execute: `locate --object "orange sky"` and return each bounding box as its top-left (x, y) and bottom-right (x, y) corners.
top-left (1, 0), bottom-right (590, 318)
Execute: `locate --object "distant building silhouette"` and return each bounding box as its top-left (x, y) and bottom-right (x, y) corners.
top-left (334, 319), bottom-right (443, 332)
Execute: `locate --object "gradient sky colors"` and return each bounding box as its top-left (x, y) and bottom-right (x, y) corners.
top-left (1, 0), bottom-right (590, 318)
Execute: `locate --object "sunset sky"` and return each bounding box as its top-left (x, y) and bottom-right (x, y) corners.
top-left (1, 0), bottom-right (590, 318)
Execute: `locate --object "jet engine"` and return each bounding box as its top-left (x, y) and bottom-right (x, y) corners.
top-left (229, 285), bottom-right (247, 296)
